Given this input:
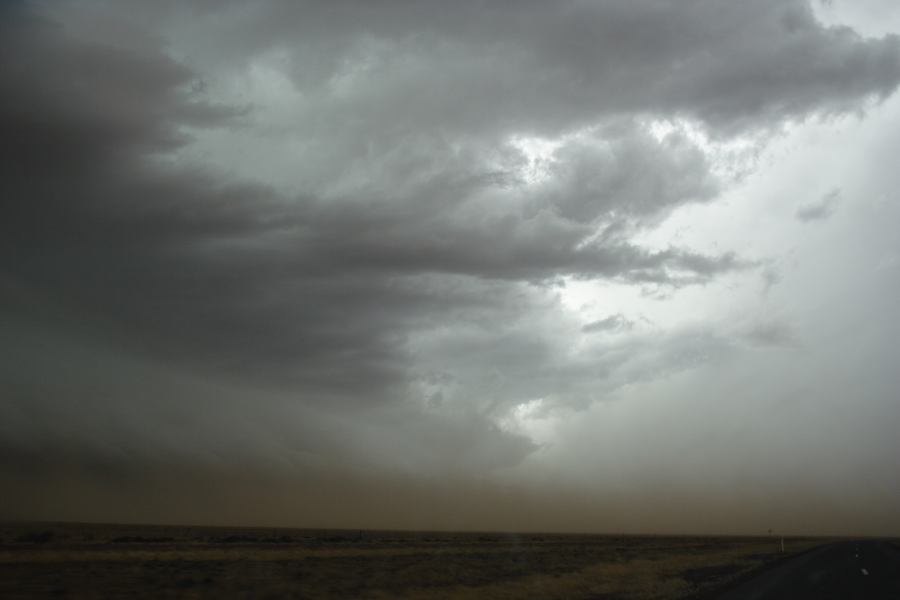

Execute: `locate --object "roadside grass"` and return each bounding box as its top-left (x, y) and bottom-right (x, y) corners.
top-left (388, 540), bottom-right (820, 600)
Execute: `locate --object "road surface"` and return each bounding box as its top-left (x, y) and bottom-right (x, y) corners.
top-left (717, 540), bottom-right (900, 599)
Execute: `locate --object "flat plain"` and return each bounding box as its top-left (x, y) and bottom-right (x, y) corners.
top-left (0, 522), bottom-right (824, 599)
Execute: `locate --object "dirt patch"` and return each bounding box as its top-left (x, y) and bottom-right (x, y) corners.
top-left (681, 564), bottom-right (743, 585)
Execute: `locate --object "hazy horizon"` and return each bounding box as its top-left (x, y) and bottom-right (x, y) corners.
top-left (3, 0), bottom-right (900, 538)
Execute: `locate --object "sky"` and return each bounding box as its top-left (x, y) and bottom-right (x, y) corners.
top-left (2, 0), bottom-right (899, 536)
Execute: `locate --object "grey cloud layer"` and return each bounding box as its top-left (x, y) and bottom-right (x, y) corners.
top-left (142, 0), bottom-right (900, 131)
top-left (2, 1), bottom-right (900, 525)
top-left (1, 3), bottom-right (758, 390)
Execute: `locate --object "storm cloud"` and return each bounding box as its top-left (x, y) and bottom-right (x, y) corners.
top-left (2, 0), bottom-right (900, 535)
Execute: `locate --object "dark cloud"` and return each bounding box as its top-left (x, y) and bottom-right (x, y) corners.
top-left (0, 3), bottom-right (748, 394)
top-left (2, 1), bottom-right (899, 532)
top-left (106, 0), bottom-right (900, 134)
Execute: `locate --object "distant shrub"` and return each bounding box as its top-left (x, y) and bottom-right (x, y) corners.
top-left (111, 536), bottom-right (174, 543)
top-left (16, 531), bottom-right (54, 544)
top-left (214, 534), bottom-right (295, 544)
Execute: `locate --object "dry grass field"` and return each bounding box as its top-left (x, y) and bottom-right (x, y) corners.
top-left (0, 522), bottom-right (823, 599)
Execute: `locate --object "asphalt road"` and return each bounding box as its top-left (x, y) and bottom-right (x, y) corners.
top-left (717, 540), bottom-right (900, 599)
